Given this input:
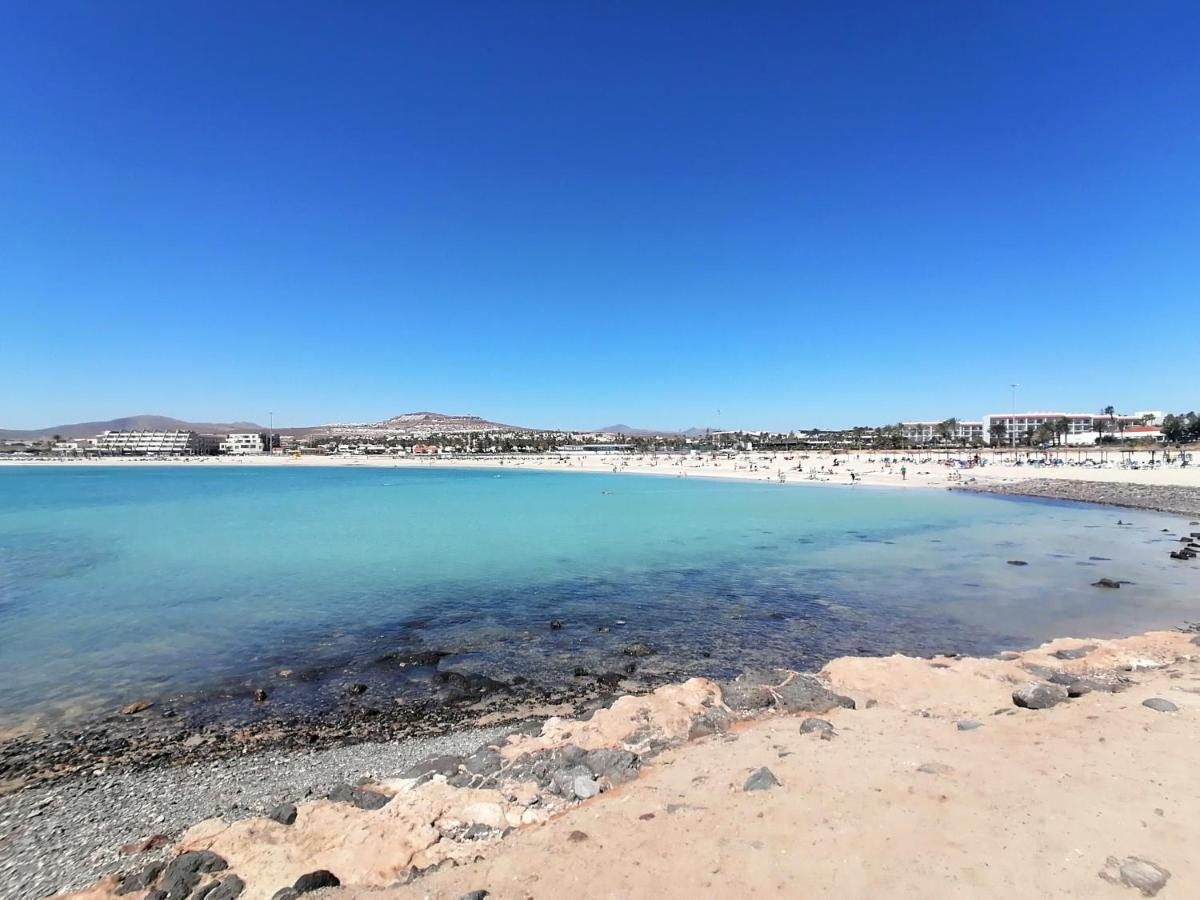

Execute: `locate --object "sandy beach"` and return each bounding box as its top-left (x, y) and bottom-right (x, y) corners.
top-left (7, 446), bottom-right (1200, 491)
top-left (57, 629), bottom-right (1199, 900)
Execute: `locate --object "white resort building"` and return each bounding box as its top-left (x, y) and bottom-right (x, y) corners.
top-left (94, 430), bottom-right (220, 456)
top-left (980, 412), bottom-right (1164, 445)
top-left (219, 433), bottom-right (265, 454)
top-left (900, 421), bottom-right (984, 444)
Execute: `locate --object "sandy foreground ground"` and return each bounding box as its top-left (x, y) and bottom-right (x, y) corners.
top-left (72, 630), bottom-right (1200, 900)
top-left (8, 447), bottom-right (1200, 493)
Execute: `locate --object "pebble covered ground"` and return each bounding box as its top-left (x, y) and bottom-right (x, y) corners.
top-left (957, 479), bottom-right (1200, 518)
top-left (0, 726), bottom-right (510, 900)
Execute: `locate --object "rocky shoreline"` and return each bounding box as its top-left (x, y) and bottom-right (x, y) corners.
top-left (956, 478), bottom-right (1200, 518)
top-left (0, 666), bottom-right (680, 795)
top-left (35, 629), bottom-right (1200, 900)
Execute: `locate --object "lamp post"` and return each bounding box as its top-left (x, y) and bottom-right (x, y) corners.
top-left (1009, 383), bottom-right (1019, 460)
top-left (268, 411), bottom-right (273, 455)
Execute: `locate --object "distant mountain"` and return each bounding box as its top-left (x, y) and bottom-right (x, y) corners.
top-left (0, 415), bottom-right (265, 441)
top-left (315, 411), bottom-right (539, 436)
top-left (593, 424), bottom-right (719, 437)
top-left (594, 424), bottom-right (681, 437)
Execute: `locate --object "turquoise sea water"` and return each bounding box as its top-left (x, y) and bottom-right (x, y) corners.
top-left (0, 465), bottom-right (1196, 729)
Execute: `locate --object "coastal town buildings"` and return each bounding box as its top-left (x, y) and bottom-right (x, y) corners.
top-left (218, 433), bottom-right (265, 454)
top-left (981, 411), bottom-right (1163, 445)
top-left (94, 430), bottom-right (220, 456)
top-left (900, 421), bottom-right (984, 444)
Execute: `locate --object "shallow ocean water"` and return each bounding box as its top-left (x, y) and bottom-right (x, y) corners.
top-left (0, 465), bottom-right (1196, 728)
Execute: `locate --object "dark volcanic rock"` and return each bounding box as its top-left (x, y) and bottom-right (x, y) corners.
top-left (719, 680), bottom-right (775, 710)
top-left (433, 671), bottom-right (508, 702)
top-left (400, 754), bottom-right (463, 780)
top-left (327, 783), bottom-right (390, 810)
top-left (207, 876), bottom-right (246, 900)
top-left (157, 851), bottom-right (228, 900)
top-left (117, 863), bottom-right (164, 895)
top-left (688, 706), bottom-right (733, 739)
top-left (1052, 644), bottom-right (1098, 660)
top-left (1100, 855), bottom-right (1171, 897)
top-left (798, 717), bottom-right (835, 737)
top-left (596, 672), bottom-right (625, 690)
top-left (743, 767), bottom-right (780, 791)
top-left (623, 643), bottom-right (656, 657)
top-left (463, 747), bottom-right (502, 777)
top-left (457, 892), bottom-right (489, 900)
top-left (1142, 698), bottom-right (1179, 713)
top-left (1006, 560), bottom-right (1028, 566)
top-left (292, 870), bottom-right (340, 895)
top-left (583, 747), bottom-right (639, 784)
top-left (774, 675), bottom-right (855, 713)
top-left (267, 803), bottom-right (297, 826)
top-left (374, 649), bottom-right (448, 669)
top-left (1012, 682), bottom-right (1069, 709)
top-left (1092, 578), bottom-right (1122, 589)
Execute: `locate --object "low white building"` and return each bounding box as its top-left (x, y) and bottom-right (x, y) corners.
top-left (219, 433), bottom-right (265, 454)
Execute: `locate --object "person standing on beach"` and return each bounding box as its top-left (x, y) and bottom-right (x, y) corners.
top-left (900, 465), bottom-right (907, 480)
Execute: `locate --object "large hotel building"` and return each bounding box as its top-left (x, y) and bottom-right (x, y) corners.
top-left (900, 411), bottom-right (1163, 445)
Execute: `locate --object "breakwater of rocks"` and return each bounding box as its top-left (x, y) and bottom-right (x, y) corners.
top-left (955, 479), bottom-right (1200, 518)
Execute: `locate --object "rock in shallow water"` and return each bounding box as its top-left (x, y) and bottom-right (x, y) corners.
top-left (1012, 682), bottom-right (1069, 709)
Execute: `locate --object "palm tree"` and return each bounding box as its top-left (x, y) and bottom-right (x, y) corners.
top-left (1054, 417), bottom-right (1071, 446)
top-left (936, 418), bottom-right (958, 446)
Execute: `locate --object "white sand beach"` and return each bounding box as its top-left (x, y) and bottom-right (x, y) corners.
top-left (8, 447), bottom-right (1200, 493)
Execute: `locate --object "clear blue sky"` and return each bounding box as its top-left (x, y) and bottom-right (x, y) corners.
top-left (2, 2), bottom-right (1197, 431)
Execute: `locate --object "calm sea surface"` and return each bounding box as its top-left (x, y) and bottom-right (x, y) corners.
top-left (0, 465), bottom-right (1196, 729)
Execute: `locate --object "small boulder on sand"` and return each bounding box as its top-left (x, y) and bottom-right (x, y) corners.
top-left (1013, 683), bottom-right (1069, 709)
top-left (743, 767), bottom-right (780, 791)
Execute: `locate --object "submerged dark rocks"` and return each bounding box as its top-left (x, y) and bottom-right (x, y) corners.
top-left (432, 671), bottom-right (509, 702)
top-left (372, 649), bottom-right (449, 669)
top-left (0, 674), bottom-right (632, 792)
